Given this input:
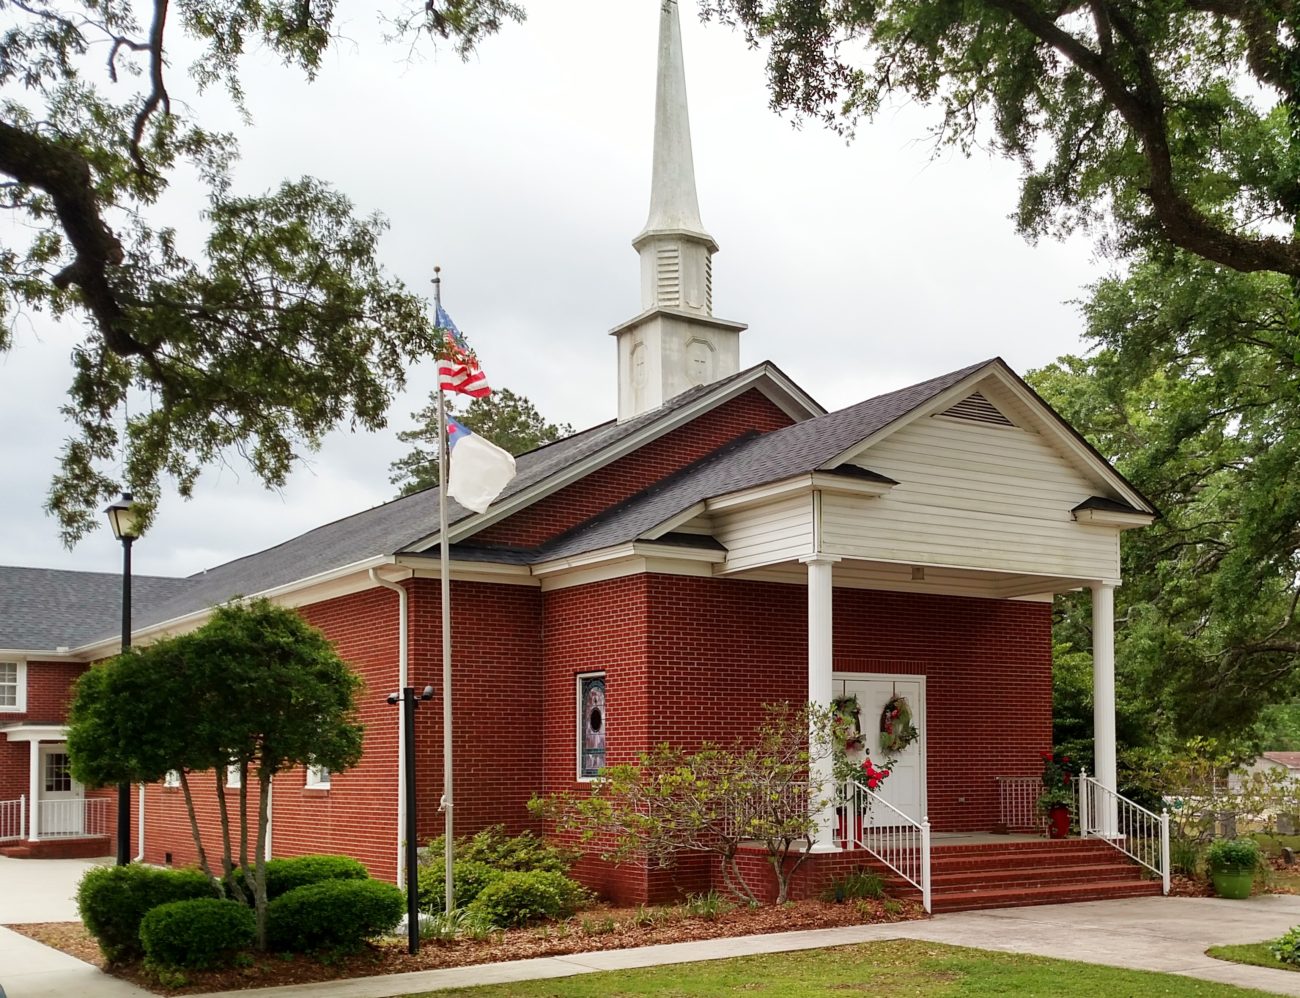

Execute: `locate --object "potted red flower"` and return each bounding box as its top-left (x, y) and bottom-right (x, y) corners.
top-left (1036, 750), bottom-right (1076, 839)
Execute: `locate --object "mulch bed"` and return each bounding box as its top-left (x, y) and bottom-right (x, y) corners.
top-left (11, 897), bottom-right (924, 995)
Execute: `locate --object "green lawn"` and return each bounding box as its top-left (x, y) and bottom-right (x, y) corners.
top-left (1208, 942), bottom-right (1299, 974)
top-left (409, 939), bottom-right (1285, 997)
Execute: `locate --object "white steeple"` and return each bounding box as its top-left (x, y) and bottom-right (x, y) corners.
top-left (611, 0), bottom-right (745, 422)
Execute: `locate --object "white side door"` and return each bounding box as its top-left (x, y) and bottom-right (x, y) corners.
top-left (39, 744), bottom-right (84, 836)
top-left (837, 676), bottom-right (925, 826)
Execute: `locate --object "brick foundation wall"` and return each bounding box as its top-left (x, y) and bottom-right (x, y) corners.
top-left (474, 390), bottom-right (794, 549)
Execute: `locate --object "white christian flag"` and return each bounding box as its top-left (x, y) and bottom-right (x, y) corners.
top-left (446, 417), bottom-right (517, 513)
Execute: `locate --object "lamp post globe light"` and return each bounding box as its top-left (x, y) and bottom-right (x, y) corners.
top-left (105, 492), bottom-right (141, 866)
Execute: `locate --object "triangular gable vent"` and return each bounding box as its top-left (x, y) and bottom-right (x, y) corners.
top-left (937, 391), bottom-right (1015, 427)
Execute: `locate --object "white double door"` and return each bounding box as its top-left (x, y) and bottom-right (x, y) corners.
top-left (834, 675), bottom-right (926, 826)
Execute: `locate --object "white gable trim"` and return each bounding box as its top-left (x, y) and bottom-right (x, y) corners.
top-left (402, 364), bottom-right (824, 554)
top-left (1073, 508), bottom-right (1156, 529)
top-left (703, 473), bottom-right (893, 515)
top-left (825, 363), bottom-right (1154, 515)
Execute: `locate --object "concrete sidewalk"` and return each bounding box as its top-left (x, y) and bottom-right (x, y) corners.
top-left (3, 892), bottom-right (1300, 997)
top-left (193, 894), bottom-right (1300, 998)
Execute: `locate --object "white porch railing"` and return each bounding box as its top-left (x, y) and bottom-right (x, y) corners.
top-left (0, 796), bottom-right (25, 841)
top-left (36, 797), bottom-right (111, 839)
top-left (841, 780), bottom-right (931, 913)
top-left (1079, 770), bottom-right (1170, 895)
top-left (996, 775), bottom-right (1079, 835)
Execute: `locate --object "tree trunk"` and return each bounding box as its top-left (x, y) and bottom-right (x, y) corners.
top-left (215, 778), bottom-right (244, 904)
top-left (253, 769), bottom-right (271, 951)
top-left (177, 770), bottom-right (215, 881)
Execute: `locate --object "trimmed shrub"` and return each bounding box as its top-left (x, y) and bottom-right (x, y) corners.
top-left (139, 898), bottom-right (255, 969)
top-left (267, 878), bottom-right (405, 952)
top-left (417, 859), bottom-right (504, 913)
top-left (466, 870), bottom-right (588, 928)
top-left (226, 854), bottom-right (369, 903)
top-left (427, 825), bottom-right (579, 875)
top-left (77, 864), bottom-right (220, 964)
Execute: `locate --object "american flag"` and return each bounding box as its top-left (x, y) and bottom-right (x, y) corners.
top-left (434, 304), bottom-right (491, 398)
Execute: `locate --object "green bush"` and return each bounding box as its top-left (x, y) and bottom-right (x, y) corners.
top-left (1272, 926), bottom-right (1300, 966)
top-left (1206, 837), bottom-right (1262, 873)
top-left (266, 878), bottom-right (405, 952)
top-left (465, 870), bottom-right (588, 928)
top-left (226, 853), bottom-right (370, 902)
top-left (417, 858), bottom-right (504, 913)
top-left (139, 898), bottom-right (255, 969)
top-left (77, 864), bottom-right (220, 963)
top-left (819, 869), bottom-right (884, 903)
top-left (427, 825), bottom-right (579, 875)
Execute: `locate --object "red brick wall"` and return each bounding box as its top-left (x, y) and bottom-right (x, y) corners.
top-left (140, 587), bottom-right (403, 881)
top-left (473, 389), bottom-right (794, 548)
top-left (535, 573), bottom-right (1052, 904)
top-left (408, 578), bottom-right (543, 844)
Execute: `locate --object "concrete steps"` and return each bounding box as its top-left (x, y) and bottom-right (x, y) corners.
top-left (867, 838), bottom-right (1163, 913)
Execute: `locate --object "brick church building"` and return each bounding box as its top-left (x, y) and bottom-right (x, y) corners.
top-left (0, 2), bottom-right (1161, 910)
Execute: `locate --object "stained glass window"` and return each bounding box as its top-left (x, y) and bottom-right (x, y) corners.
top-left (579, 674), bottom-right (606, 778)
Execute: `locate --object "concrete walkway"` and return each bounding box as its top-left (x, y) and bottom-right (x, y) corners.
top-left (191, 894), bottom-right (1300, 998)
top-left (2, 883), bottom-right (1299, 997)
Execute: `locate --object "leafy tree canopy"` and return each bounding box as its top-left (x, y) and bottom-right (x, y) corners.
top-left (704, 1), bottom-right (1300, 277)
top-left (390, 387), bottom-right (572, 497)
top-left (1028, 248), bottom-right (1300, 744)
top-left (66, 597), bottom-right (364, 945)
top-left (1, 0), bottom-right (523, 544)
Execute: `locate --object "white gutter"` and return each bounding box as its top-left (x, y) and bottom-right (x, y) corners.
top-left (369, 568), bottom-right (409, 888)
top-left (134, 784), bottom-right (145, 862)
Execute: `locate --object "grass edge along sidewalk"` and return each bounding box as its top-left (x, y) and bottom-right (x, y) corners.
top-left (408, 939), bottom-right (1288, 997)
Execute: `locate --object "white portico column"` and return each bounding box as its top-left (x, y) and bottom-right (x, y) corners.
top-left (1091, 582), bottom-right (1119, 835)
top-left (28, 740), bottom-right (40, 841)
top-left (801, 553), bottom-right (841, 851)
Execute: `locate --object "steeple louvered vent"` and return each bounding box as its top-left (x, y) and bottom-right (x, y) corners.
top-left (939, 391), bottom-right (1015, 427)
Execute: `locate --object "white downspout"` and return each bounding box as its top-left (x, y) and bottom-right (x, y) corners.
top-left (133, 784), bottom-right (145, 861)
top-left (369, 568), bottom-right (409, 888)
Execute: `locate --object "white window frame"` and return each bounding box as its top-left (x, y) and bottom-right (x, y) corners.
top-left (163, 769), bottom-right (181, 788)
top-left (226, 762), bottom-right (241, 789)
top-left (0, 660), bottom-right (27, 712)
top-left (305, 763), bottom-right (330, 789)
top-left (576, 671), bottom-right (607, 782)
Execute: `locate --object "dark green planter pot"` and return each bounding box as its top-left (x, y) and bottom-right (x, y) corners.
top-left (1210, 869), bottom-right (1254, 899)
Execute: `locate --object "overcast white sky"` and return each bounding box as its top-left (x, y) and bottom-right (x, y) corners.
top-left (0, 1), bottom-right (1103, 579)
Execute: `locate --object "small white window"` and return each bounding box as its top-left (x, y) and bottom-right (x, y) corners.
top-left (164, 769), bottom-right (181, 788)
top-left (306, 764), bottom-right (330, 788)
top-left (0, 661), bottom-right (26, 712)
top-left (226, 763), bottom-right (241, 789)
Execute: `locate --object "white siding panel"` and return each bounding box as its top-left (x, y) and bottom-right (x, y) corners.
top-left (715, 494), bottom-right (814, 571)
top-left (824, 418), bottom-right (1121, 579)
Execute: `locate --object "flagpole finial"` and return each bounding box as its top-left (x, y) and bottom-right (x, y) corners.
top-left (432, 265), bottom-right (442, 307)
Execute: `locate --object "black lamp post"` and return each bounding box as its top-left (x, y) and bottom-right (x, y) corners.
top-left (387, 684), bottom-right (434, 955)
top-left (105, 492), bottom-right (141, 866)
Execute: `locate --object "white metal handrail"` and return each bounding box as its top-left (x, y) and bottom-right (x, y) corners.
top-left (1079, 770), bottom-right (1170, 894)
top-left (37, 797), bottom-right (110, 839)
top-left (0, 796), bottom-right (24, 841)
top-left (841, 780), bottom-right (931, 913)
top-left (996, 775), bottom-right (1079, 835)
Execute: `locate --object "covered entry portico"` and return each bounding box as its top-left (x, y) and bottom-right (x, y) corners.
top-left (1, 723), bottom-right (110, 850)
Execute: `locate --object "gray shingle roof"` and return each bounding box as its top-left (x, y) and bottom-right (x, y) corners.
top-left (0, 567), bottom-right (189, 651)
top-left (528, 359), bottom-right (994, 561)
top-left (90, 363), bottom-right (804, 640)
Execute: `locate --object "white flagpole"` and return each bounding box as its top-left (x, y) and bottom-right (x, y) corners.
top-left (434, 267), bottom-right (455, 915)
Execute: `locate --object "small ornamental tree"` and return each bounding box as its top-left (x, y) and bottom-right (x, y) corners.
top-left (534, 702), bottom-right (837, 904)
top-left (67, 598), bottom-right (364, 948)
